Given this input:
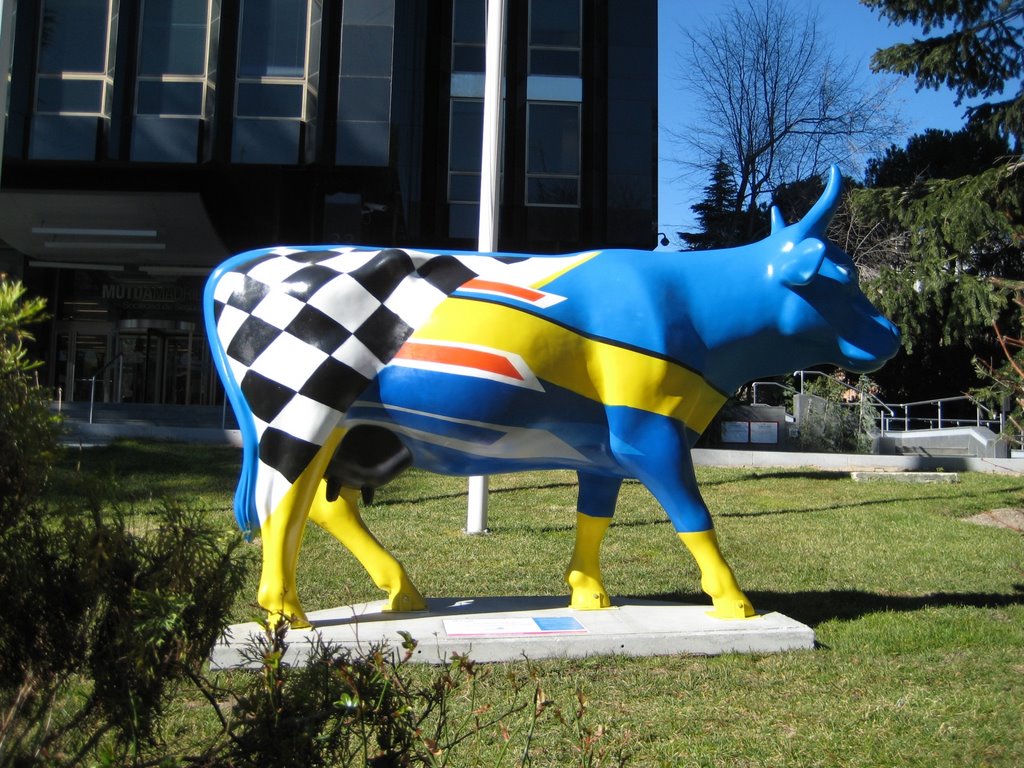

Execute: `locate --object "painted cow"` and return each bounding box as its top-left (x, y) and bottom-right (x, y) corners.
top-left (205, 165), bottom-right (899, 627)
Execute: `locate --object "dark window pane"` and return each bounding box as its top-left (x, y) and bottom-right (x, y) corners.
top-left (336, 120), bottom-right (389, 166)
top-left (36, 77), bottom-right (104, 113)
top-left (528, 103), bottom-right (579, 174)
top-left (453, 44), bottom-right (484, 73)
top-left (232, 117), bottom-right (301, 163)
top-left (449, 100), bottom-right (482, 173)
top-left (530, 48), bottom-right (579, 77)
top-left (29, 114), bottom-right (99, 159)
top-left (343, 0), bottom-right (394, 25)
top-left (340, 24), bottom-right (393, 77)
top-left (137, 81), bottom-right (204, 115)
top-left (338, 77), bottom-right (390, 122)
top-left (453, 0), bottom-right (484, 44)
top-left (236, 82), bottom-right (303, 117)
top-left (39, 0), bottom-right (108, 73)
top-left (527, 177), bottom-right (578, 206)
top-left (238, 0), bottom-right (306, 78)
top-left (132, 115), bottom-right (201, 162)
top-left (139, 0), bottom-right (208, 76)
top-left (449, 202), bottom-right (480, 239)
top-left (449, 173), bottom-right (481, 202)
top-left (530, 0), bottom-right (579, 47)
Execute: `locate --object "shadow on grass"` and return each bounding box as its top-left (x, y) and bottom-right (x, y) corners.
top-left (369, 480), bottom-right (581, 507)
top-left (716, 483), bottom-right (1017, 519)
top-left (641, 586), bottom-right (1024, 628)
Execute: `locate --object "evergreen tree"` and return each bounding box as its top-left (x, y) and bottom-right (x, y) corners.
top-left (851, 0), bottom-right (1024, 403)
top-left (862, 0), bottom-right (1023, 145)
top-left (865, 125), bottom-right (1011, 187)
top-left (678, 157), bottom-right (747, 249)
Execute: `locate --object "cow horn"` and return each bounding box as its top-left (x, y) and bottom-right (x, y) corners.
top-left (794, 164), bottom-right (843, 241)
top-left (769, 205), bottom-right (786, 235)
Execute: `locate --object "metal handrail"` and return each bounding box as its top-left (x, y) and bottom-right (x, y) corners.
top-left (879, 394), bottom-right (1002, 434)
top-left (748, 373), bottom-right (1006, 438)
top-left (87, 353), bottom-right (124, 424)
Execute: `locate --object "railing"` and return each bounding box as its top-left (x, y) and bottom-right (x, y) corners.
top-left (86, 353), bottom-right (124, 424)
top-left (878, 395), bottom-right (1003, 434)
top-left (750, 380), bottom-right (797, 404)
top-left (749, 372), bottom-right (1000, 437)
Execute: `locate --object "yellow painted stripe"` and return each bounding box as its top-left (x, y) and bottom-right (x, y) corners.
top-left (412, 298), bottom-right (726, 433)
top-left (530, 250), bottom-right (600, 289)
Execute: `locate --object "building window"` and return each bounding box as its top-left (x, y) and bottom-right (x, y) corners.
top-left (136, 0), bottom-right (211, 117)
top-left (526, 102), bottom-right (579, 206)
top-left (452, 0), bottom-right (484, 74)
top-left (132, 0), bottom-right (216, 162)
top-left (336, 0), bottom-right (394, 167)
top-left (35, 0), bottom-right (115, 116)
top-left (529, 0), bottom-right (580, 77)
top-left (30, 0), bottom-right (117, 159)
top-left (232, 0), bottom-right (321, 163)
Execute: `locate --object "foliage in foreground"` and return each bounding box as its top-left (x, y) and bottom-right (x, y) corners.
top-left (0, 280), bottom-right (616, 766)
top-left (1, 280), bottom-right (248, 765)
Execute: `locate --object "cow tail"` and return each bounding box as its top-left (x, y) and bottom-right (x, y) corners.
top-left (203, 262), bottom-right (261, 538)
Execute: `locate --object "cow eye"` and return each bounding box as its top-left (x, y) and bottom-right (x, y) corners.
top-left (827, 262), bottom-right (857, 284)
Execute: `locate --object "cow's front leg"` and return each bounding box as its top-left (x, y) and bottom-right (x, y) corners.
top-left (307, 483), bottom-right (426, 612)
top-left (565, 473), bottom-right (622, 609)
top-left (677, 529), bottom-right (754, 619)
top-left (608, 408), bottom-right (755, 619)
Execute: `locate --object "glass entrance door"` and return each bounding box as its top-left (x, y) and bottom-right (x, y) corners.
top-left (117, 322), bottom-right (216, 405)
top-left (53, 327), bottom-right (114, 403)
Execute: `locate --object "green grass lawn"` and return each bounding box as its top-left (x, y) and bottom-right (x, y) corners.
top-left (55, 442), bottom-right (1024, 766)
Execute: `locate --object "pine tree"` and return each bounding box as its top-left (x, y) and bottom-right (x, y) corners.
top-left (678, 157), bottom-right (749, 250)
top-left (851, 0), bottom-right (1024, 403)
top-left (862, 0), bottom-right (1023, 145)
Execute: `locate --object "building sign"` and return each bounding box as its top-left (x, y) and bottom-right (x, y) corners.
top-left (721, 421), bottom-right (749, 443)
top-left (721, 420), bottom-right (780, 445)
top-left (750, 421), bottom-right (779, 444)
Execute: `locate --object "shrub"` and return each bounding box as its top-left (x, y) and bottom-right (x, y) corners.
top-left (0, 280), bottom-right (249, 766)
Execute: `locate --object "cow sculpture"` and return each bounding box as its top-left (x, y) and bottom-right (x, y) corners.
top-left (205, 166), bottom-right (899, 628)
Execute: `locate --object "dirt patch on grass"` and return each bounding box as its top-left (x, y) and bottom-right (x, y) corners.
top-left (965, 508), bottom-right (1024, 533)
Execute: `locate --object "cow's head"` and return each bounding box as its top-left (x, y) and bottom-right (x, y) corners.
top-left (696, 166), bottom-right (900, 387)
top-left (757, 165), bottom-right (900, 377)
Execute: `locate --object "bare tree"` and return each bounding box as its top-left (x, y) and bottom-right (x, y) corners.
top-left (670, 0), bottom-right (903, 239)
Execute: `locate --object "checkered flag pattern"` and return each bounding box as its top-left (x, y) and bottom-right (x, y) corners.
top-left (210, 246), bottom-right (480, 529)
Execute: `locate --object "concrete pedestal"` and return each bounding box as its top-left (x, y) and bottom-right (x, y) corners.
top-left (211, 595), bottom-right (815, 668)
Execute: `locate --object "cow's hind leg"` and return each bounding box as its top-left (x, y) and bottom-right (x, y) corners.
top-left (258, 432), bottom-right (346, 628)
top-left (565, 472), bottom-right (621, 609)
top-left (307, 484), bottom-right (426, 612)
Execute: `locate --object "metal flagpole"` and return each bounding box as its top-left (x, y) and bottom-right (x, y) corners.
top-left (466, 0), bottom-right (506, 534)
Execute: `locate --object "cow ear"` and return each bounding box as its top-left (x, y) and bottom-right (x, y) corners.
top-left (778, 239), bottom-right (826, 287)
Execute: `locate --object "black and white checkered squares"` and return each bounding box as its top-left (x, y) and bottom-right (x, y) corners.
top-left (210, 246), bottom-right (478, 523)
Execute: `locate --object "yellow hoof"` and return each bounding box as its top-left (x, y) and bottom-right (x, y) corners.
top-left (383, 583), bottom-right (427, 612)
top-left (566, 570), bottom-right (612, 609)
top-left (708, 595), bottom-right (756, 619)
top-left (570, 589), bottom-right (612, 610)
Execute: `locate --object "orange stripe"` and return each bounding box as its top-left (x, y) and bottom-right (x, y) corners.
top-left (462, 278), bottom-right (547, 302)
top-left (395, 341), bottom-right (524, 380)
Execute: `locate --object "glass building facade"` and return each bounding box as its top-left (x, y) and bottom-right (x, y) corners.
top-left (0, 0), bottom-right (657, 406)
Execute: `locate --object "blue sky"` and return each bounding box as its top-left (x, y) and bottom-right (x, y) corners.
top-left (656, 0), bottom-right (977, 240)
